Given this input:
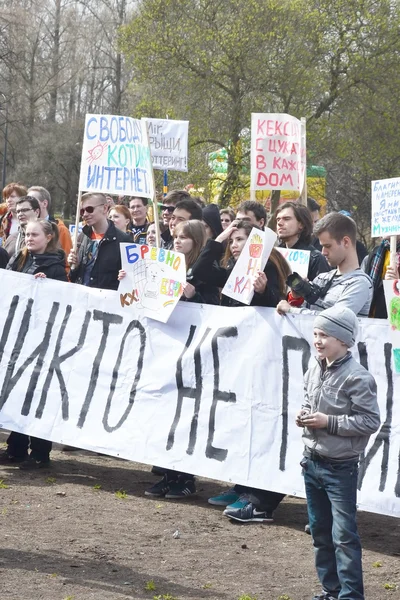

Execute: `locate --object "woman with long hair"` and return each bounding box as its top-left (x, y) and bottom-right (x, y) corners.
top-left (173, 219), bottom-right (220, 304)
top-left (1, 219), bottom-right (68, 469)
top-left (192, 219), bottom-right (291, 307)
top-left (108, 204), bottom-right (133, 236)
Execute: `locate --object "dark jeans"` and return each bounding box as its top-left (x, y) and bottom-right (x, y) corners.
top-left (302, 456), bottom-right (363, 600)
top-left (7, 431), bottom-right (52, 461)
top-left (164, 469), bottom-right (194, 482)
top-left (234, 485), bottom-right (285, 512)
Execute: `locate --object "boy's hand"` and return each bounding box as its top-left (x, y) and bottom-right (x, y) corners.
top-left (300, 412), bottom-right (328, 429)
top-left (296, 410), bottom-right (309, 427)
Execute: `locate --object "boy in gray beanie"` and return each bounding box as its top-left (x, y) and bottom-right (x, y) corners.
top-left (296, 305), bottom-right (380, 600)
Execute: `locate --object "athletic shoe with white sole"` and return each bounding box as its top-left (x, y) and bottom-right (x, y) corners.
top-left (165, 478), bottom-right (196, 499)
top-left (223, 501), bottom-right (274, 523)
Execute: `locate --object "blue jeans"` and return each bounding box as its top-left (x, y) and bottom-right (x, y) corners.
top-left (301, 456), bottom-right (363, 600)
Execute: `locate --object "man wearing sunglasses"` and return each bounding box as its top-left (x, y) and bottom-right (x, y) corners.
top-left (68, 192), bottom-right (131, 290)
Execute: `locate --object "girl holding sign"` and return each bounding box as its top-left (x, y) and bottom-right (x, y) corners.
top-left (191, 220), bottom-right (290, 308)
top-left (0, 220), bottom-right (68, 469)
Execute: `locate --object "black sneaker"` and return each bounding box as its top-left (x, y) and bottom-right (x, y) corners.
top-left (0, 449), bottom-right (28, 465)
top-left (145, 475), bottom-right (171, 497)
top-left (223, 501), bottom-right (274, 523)
top-left (312, 592), bottom-right (339, 600)
top-left (165, 478), bottom-right (196, 499)
top-left (19, 456), bottom-right (51, 470)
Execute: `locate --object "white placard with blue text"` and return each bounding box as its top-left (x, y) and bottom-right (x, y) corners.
top-left (145, 118), bottom-right (189, 172)
top-left (79, 114), bottom-right (154, 198)
top-left (277, 247), bottom-right (310, 279)
top-left (118, 243), bottom-right (187, 323)
top-left (371, 177), bottom-right (400, 237)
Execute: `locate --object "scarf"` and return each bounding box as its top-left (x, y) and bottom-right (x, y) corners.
top-left (368, 239), bottom-right (390, 292)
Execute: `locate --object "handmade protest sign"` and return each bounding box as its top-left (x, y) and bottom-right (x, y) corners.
top-left (371, 177), bottom-right (400, 238)
top-left (251, 113), bottom-right (306, 192)
top-left (0, 270), bottom-right (399, 518)
top-left (118, 243), bottom-right (187, 323)
top-left (78, 114), bottom-right (154, 198)
top-left (384, 279), bottom-right (400, 373)
top-left (145, 118), bottom-right (189, 172)
top-left (222, 227), bottom-right (277, 305)
top-left (277, 247), bottom-right (310, 279)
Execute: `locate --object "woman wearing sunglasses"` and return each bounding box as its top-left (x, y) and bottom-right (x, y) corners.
top-left (68, 192), bottom-right (131, 290)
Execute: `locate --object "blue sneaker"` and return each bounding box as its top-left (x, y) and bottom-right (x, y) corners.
top-left (208, 488), bottom-right (239, 506)
top-left (223, 501), bottom-right (274, 523)
top-left (226, 494), bottom-right (250, 510)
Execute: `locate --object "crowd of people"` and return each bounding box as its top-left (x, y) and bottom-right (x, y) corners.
top-left (0, 182), bottom-right (399, 600)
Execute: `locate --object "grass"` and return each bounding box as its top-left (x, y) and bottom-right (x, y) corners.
top-left (93, 484), bottom-right (102, 490)
top-left (145, 581), bottom-right (156, 591)
top-left (115, 489), bottom-right (128, 499)
top-left (45, 477), bottom-right (57, 484)
top-left (0, 480), bottom-right (9, 489)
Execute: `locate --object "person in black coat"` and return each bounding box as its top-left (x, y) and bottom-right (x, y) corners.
top-left (190, 220), bottom-right (290, 308)
top-left (68, 192), bottom-right (131, 290)
top-left (275, 201), bottom-right (330, 281)
top-left (1, 220), bottom-right (68, 469)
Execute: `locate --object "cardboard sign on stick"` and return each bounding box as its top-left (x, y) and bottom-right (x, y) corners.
top-left (79, 114), bottom-right (154, 198)
top-left (371, 177), bottom-right (400, 238)
top-left (277, 247), bottom-right (310, 279)
top-left (222, 227), bottom-right (277, 305)
top-left (118, 243), bottom-right (187, 323)
top-left (145, 118), bottom-right (189, 172)
top-left (251, 113), bottom-right (306, 192)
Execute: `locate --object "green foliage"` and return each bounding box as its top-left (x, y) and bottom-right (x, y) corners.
top-left (145, 580), bottom-right (156, 591)
top-left (93, 484), bottom-right (102, 490)
top-left (383, 583), bottom-right (397, 590)
top-left (372, 561), bottom-right (383, 568)
top-left (45, 477), bottom-right (57, 484)
top-left (238, 595), bottom-right (257, 600)
top-left (115, 489), bottom-right (128, 499)
top-left (0, 480), bottom-right (10, 489)
top-left (153, 595), bottom-right (177, 600)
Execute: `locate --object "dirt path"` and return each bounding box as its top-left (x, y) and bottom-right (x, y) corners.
top-left (0, 437), bottom-right (399, 600)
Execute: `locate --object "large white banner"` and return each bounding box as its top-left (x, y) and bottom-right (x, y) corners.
top-left (251, 113), bottom-right (306, 192)
top-left (79, 114), bottom-right (154, 198)
top-left (145, 118), bottom-right (189, 172)
top-left (0, 270), bottom-right (399, 518)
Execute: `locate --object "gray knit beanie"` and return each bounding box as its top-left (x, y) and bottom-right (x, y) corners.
top-left (313, 306), bottom-right (359, 348)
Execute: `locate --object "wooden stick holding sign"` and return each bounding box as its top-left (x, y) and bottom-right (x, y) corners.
top-left (390, 235), bottom-right (398, 269)
top-left (298, 117), bottom-right (307, 206)
top-left (70, 190), bottom-right (82, 269)
top-left (143, 123), bottom-right (161, 248)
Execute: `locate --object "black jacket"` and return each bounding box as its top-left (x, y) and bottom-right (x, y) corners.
top-left (361, 242), bottom-right (400, 319)
top-left (279, 239), bottom-right (330, 281)
top-left (7, 249), bottom-right (68, 282)
top-left (191, 239), bottom-right (283, 308)
top-left (70, 220), bottom-right (131, 290)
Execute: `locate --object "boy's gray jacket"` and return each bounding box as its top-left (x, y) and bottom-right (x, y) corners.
top-left (302, 354), bottom-right (380, 460)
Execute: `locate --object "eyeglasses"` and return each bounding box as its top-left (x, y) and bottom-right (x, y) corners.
top-left (16, 207), bottom-right (33, 215)
top-left (80, 204), bottom-right (105, 216)
top-left (160, 205), bottom-right (175, 213)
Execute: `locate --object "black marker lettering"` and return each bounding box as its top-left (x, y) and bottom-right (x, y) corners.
top-left (35, 307), bottom-right (91, 420)
top-left (280, 335), bottom-right (311, 471)
top-left (206, 327), bottom-right (237, 462)
top-left (102, 319), bottom-right (146, 432)
top-left (77, 310), bottom-right (123, 428)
